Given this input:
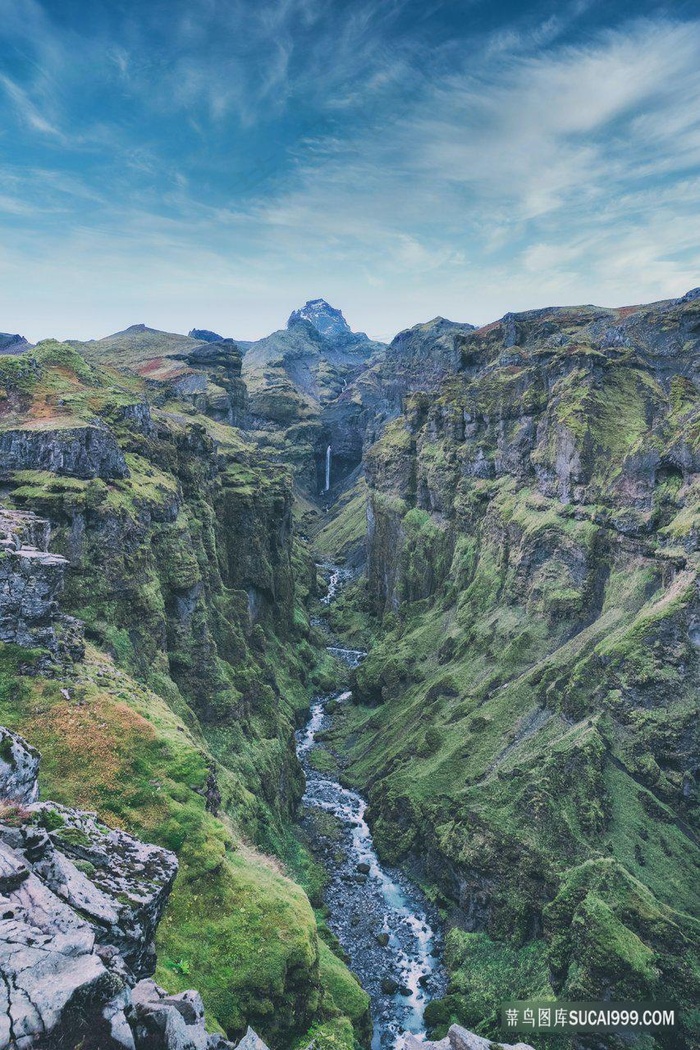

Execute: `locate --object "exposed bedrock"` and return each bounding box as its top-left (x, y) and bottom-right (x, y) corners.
top-left (0, 507), bottom-right (84, 662)
top-left (403, 1024), bottom-right (535, 1050)
top-left (0, 727), bottom-right (267, 1050)
top-left (172, 339), bottom-right (248, 426)
top-left (0, 425), bottom-right (128, 481)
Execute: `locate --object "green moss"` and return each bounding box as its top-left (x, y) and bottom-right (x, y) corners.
top-left (55, 826), bottom-right (91, 846)
top-left (314, 478), bottom-right (368, 563)
top-left (309, 747), bottom-right (339, 775)
top-left (36, 808), bottom-right (66, 832)
top-left (317, 940), bottom-right (371, 1028)
top-left (433, 930), bottom-right (550, 1037)
top-left (327, 384), bottom-right (700, 1026)
top-left (0, 641), bottom-right (366, 1047)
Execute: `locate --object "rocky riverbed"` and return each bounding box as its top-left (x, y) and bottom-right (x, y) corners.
top-left (297, 569), bottom-right (447, 1050)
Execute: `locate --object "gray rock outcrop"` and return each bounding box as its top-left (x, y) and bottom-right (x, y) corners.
top-left (0, 728), bottom-right (39, 805)
top-left (0, 508), bottom-right (84, 661)
top-left (0, 730), bottom-right (175, 1048)
top-left (172, 340), bottom-right (248, 426)
top-left (0, 728), bottom-right (265, 1050)
top-left (188, 329), bottom-right (224, 344)
top-left (0, 334), bottom-right (31, 355)
top-left (0, 425), bottom-right (128, 480)
top-left (28, 801), bottom-right (177, 977)
top-left (403, 1023), bottom-right (535, 1050)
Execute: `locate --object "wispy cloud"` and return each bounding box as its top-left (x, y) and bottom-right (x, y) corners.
top-left (238, 16), bottom-right (700, 317)
top-left (0, 73), bottom-right (63, 138)
top-left (0, 2), bottom-right (698, 341)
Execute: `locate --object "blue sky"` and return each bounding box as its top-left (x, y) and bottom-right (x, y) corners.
top-left (1, 0), bottom-right (700, 342)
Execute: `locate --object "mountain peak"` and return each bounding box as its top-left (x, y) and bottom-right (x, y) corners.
top-left (0, 332), bottom-right (31, 355)
top-left (189, 328), bottom-right (224, 343)
top-left (287, 299), bottom-right (352, 340)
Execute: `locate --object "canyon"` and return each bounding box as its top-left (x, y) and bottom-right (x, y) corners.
top-left (0, 293), bottom-right (699, 1050)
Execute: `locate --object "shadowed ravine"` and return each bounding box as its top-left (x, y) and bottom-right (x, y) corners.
top-left (296, 568), bottom-right (447, 1050)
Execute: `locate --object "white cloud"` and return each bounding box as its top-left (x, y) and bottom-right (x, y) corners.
top-left (0, 74), bottom-right (63, 138)
top-left (0, 5), bottom-right (699, 342)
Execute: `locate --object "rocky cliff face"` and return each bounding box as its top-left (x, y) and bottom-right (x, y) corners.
top-left (0, 509), bottom-right (84, 663)
top-left (327, 290), bottom-right (700, 1045)
top-left (242, 302), bottom-right (386, 493)
top-left (0, 425), bottom-right (129, 481)
top-left (0, 334), bottom-right (31, 356)
top-left (169, 339), bottom-right (248, 426)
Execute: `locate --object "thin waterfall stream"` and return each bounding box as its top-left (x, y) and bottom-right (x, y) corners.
top-left (297, 566), bottom-right (447, 1050)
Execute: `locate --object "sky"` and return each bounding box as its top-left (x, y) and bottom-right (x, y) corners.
top-left (1, 0), bottom-right (700, 344)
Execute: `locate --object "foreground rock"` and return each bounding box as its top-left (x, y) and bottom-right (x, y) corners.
top-left (0, 726), bottom-right (266, 1050)
top-left (403, 1023), bottom-right (535, 1050)
top-left (0, 726), bottom-right (40, 805)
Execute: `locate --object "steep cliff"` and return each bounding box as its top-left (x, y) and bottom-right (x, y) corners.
top-left (0, 339), bottom-right (369, 1048)
top-left (0, 508), bottom-right (84, 662)
top-left (325, 291), bottom-right (700, 1047)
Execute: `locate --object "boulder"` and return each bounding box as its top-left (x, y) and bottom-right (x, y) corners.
top-left (131, 980), bottom-right (241, 1050)
top-left (235, 1027), bottom-right (270, 1050)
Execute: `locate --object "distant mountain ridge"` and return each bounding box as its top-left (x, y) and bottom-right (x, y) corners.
top-left (0, 332), bottom-right (32, 355)
top-left (189, 327), bottom-right (224, 343)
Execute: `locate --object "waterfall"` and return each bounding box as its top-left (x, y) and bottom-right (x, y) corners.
top-left (325, 445), bottom-right (331, 491)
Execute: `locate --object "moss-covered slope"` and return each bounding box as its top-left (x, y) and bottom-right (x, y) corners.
top-left (0, 341), bottom-right (369, 1048)
top-left (325, 291), bottom-right (700, 1047)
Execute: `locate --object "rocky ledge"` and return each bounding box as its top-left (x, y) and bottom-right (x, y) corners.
top-left (0, 425), bottom-right (128, 481)
top-left (0, 726), bottom-right (268, 1050)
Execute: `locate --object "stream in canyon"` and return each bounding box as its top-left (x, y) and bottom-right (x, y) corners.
top-left (296, 567), bottom-right (446, 1050)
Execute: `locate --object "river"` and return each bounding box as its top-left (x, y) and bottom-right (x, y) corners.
top-left (296, 566), bottom-right (447, 1050)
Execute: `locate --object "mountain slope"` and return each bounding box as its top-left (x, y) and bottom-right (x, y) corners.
top-left (74, 323), bottom-right (201, 368)
top-left (0, 339), bottom-right (369, 1048)
top-left (322, 290), bottom-right (700, 1048)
